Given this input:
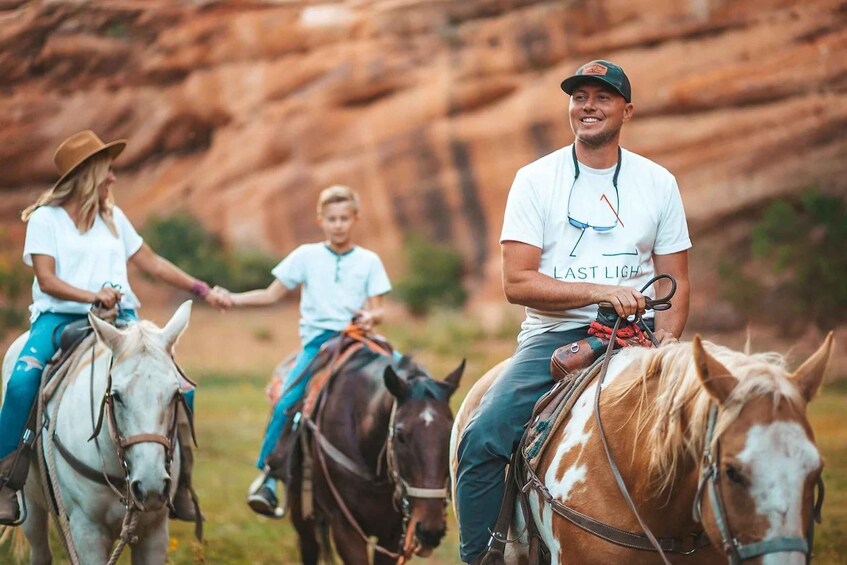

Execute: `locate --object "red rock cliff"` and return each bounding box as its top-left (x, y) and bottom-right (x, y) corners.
top-left (1, 0), bottom-right (845, 303)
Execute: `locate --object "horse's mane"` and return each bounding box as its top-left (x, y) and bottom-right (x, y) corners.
top-left (354, 350), bottom-right (449, 402)
top-left (604, 340), bottom-right (804, 497)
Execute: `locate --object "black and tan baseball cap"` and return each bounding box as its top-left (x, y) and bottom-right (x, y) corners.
top-left (560, 60), bottom-right (632, 102)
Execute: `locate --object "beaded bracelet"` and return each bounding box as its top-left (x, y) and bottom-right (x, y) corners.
top-left (191, 280), bottom-right (211, 298)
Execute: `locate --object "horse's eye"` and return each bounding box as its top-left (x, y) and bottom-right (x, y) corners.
top-left (394, 429), bottom-right (407, 444)
top-left (724, 463), bottom-right (747, 486)
top-left (111, 391), bottom-right (122, 404)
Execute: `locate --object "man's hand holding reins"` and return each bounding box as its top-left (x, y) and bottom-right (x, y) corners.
top-left (597, 285), bottom-right (647, 319)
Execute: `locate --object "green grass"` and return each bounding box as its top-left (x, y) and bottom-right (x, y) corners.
top-left (2, 316), bottom-right (846, 564)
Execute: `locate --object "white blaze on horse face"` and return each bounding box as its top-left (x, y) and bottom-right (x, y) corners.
top-left (738, 421), bottom-right (821, 565)
top-left (419, 406), bottom-right (435, 426)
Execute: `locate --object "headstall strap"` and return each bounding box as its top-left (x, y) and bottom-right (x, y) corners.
top-left (696, 402), bottom-right (821, 563)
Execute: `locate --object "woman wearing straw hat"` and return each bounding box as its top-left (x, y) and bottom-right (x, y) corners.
top-left (0, 130), bottom-right (224, 525)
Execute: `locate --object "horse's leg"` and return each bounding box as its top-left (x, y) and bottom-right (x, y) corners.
top-left (129, 516), bottom-right (169, 565)
top-left (21, 494), bottom-right (52, 565)
top-left (289, 488), bottom-right (320, 565)
top-left (328, 513), bottom-right (369, 565)
top-left (67, 514), bottom-right (113, 565)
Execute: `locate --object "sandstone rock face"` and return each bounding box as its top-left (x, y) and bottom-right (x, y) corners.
top-left (1, 0), bottom-right (845, 304)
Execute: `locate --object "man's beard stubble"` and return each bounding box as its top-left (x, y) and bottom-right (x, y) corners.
top-left (576, 125), bottom-right (621, 149)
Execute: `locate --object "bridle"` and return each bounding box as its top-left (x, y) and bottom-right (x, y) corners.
top-left (87, 353), bottom-right (187, 507)
top-left (49, 345), bottom-right (196, 565)
top-left (692, 403), bottom-right (825, 564)
top-left (309, 396), bottom-right (452, 563)
top-left (385, 400), bottom-right (451, 547)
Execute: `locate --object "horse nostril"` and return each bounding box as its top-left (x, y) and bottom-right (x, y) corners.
top-left (163, 478), bottom-right (172, 498)
top-left (130, 480), bottom-right (145, 502)
top-left (414, 522), bottom-right (446, 548)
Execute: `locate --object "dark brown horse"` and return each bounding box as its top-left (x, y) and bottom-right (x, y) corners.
top-left (289, 345), bottom-right (464, 564)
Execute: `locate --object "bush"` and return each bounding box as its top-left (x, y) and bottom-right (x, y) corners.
top-left (141, 213), bottom-right (277, 292)
top-left (721, 190), bottom-right (847, 331)
top-left (394, 234), bottom-right (467, 315)
top-left (0, 229), bottom-right (31, 335)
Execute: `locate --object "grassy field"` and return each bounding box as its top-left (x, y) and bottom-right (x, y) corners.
top-left (1, 305), bottom-right (845, 564)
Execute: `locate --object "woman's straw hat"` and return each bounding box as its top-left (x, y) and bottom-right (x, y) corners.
top-left (52, 130), bottom-right (126, 188)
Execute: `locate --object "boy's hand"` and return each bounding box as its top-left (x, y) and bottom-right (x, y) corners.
top-left (353, 310), bottom-right (375, 332)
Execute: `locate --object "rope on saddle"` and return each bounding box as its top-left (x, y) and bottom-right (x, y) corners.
top-left (588, 320), bottom-right (653, 348)
top-left (40, 344), bottom-right (88, 565)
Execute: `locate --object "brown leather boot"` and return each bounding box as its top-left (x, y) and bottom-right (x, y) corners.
top-left (170, 412), bottom-right (201, 525)
top-left (0, 485), bottom-right (20, 525)
top-left (0, 453), bottom-right (22, 525)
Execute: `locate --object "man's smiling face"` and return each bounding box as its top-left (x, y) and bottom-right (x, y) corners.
top-left (568, 80), bottom-right (633, 148)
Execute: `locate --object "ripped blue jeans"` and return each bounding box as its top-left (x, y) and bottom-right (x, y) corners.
top-left (0, 310), bottom-right (138, 459)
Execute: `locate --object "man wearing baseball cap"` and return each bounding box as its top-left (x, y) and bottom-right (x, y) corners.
top-left (455, 60), bottom-right (692, 563)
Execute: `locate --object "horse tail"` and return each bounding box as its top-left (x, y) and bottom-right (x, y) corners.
top-left (0, 524), bottom-right (28, 561)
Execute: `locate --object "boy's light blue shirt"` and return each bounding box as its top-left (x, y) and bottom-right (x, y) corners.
top-left (271, 242), bottom-right (392, 345)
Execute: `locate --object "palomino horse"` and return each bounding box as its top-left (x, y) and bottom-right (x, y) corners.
top-left (1, 301), bottom-right (193, 565)
top-left (451, 333), bottom-right (833, 564)
top-left (288, 344), bottom-right (464, 564)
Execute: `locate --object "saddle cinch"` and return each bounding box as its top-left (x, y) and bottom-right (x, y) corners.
top-left (263, 327), bottom-right (394, 515)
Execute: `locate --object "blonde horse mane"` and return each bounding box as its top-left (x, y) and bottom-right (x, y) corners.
top-left (605, 340), bottom-right (804, 498)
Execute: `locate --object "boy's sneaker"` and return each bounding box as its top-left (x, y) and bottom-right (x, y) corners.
top-left (247, 486), bottom-right (281, 517)
top-left (247, 475), bottom-right (285, 519)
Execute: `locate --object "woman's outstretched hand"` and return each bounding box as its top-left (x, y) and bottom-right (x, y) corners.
top-left (206, 286), bottom-right (233, 311)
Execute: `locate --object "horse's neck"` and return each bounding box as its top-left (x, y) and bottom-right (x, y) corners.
top-left (594, 375), bottom-right (702, 528)
top-left (359, 391), bottom-right (393, 468)
top-left (53, 343), bottom-right (121, 469)
top-left (323, 373), bottom-right (392, 473)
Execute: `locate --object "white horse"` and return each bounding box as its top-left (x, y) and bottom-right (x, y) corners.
top-left (1, 301), bottom-right (193, 565)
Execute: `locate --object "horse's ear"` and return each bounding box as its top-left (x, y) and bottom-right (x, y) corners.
top-left (791, 331), bottom-right (834, 402)
top-left (160, 300), bottom-right (192, 353)
top-left (442, 359), bottom-right (466, 398)
top-left (692, 335), bottom-right (737, 404)
top-left (384, 365), bottom-right (409, 400)
top-left (88, 312), bottom-right (124, 350)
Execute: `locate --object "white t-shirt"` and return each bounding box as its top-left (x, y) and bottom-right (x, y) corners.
top-left (500, 144), bottom-right (691, 343)
top-left (23, 205), bottom-right (144, 321)
top-left (272, 243), bottom-right (392, 345)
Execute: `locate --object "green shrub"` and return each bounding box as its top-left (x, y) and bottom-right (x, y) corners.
top-left (0, 229), bottom-right (31, 335)
top-left (141, 213), bottom-right (277, 293)
top-left (394, 234), bottom-right (467, 315)
top-left (721, 190), bottom-right (847, 331)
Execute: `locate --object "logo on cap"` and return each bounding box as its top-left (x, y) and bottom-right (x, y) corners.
top-left (580, 62), bottom-right (608, 76)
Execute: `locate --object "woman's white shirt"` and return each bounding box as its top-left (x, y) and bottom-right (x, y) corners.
top-left (23, 205), bottom-right (143, 321)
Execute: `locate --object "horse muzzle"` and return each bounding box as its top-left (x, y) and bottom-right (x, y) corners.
top-left (129, 476), bottom-right (171, 511)
top-left (407, 521), bottom-right (445, 556)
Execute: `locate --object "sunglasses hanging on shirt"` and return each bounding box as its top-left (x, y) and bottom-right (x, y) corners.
top-left (567, 145), bottom-right (622, 232)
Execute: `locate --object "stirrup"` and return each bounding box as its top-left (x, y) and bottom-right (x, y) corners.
top-left (0, 488), bottom-right (26, 527)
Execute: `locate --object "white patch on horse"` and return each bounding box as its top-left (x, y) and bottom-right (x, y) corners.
top-left (739, 421), bottom-right (820, 565)
top-left (544, 352), bottom-right (632, 502)
top-left (419, 406), bottom-right (435, 426)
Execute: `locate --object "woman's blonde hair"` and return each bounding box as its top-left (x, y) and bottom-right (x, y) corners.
top-left (22, 153), bottom-right (117, 236)
top-left (317, 185), bottom-right (360, 216)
